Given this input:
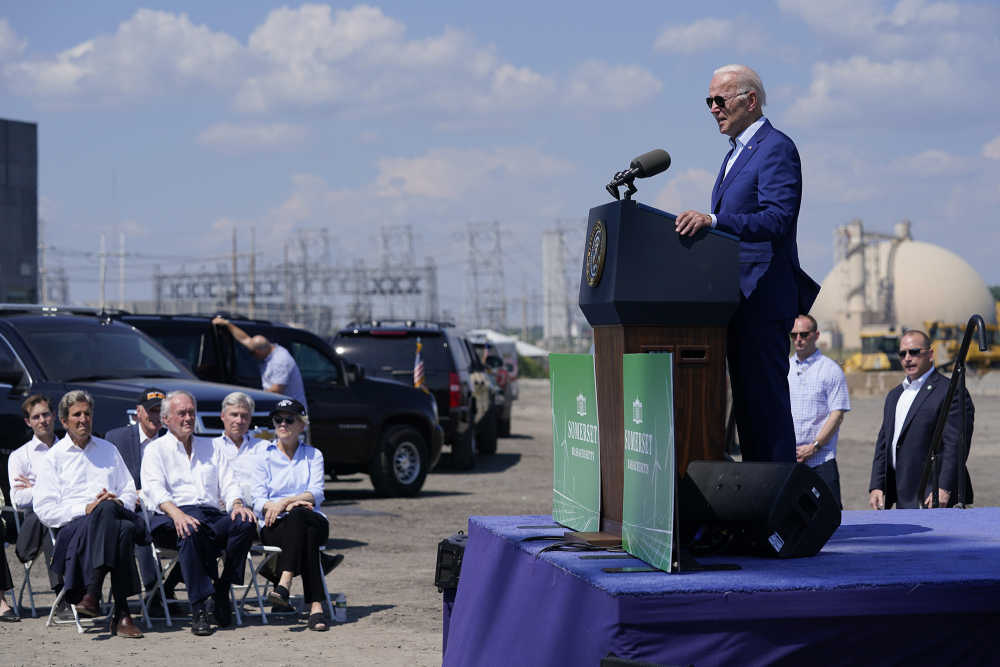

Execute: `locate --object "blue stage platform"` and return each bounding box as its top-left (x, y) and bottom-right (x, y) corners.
top-left (442, 509), bottom-right (1000, 667)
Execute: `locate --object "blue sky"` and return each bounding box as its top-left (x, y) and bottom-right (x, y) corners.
top-left (2, 1), bottom-right (999, 321)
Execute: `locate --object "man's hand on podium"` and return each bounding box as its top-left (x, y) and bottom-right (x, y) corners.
top-left (675, 210), bottom-right (713, 236)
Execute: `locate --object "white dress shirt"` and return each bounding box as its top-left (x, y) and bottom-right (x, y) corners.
top-left (251, 441), bottom-right (326, 528)
top-left (33, 435), bottom-right (138, 529)
top-left (891, 366), bottom-right (936, 469)
top-left (213, 433), bottom-right (268, 501)
top-left (709, 116), bottom-right (768, 228)
top-left (7, 435), bottom-right (53, 509)
top-left (141, 432), bottom-right (243, 513)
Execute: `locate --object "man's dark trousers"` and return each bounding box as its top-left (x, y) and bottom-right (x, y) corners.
top-left (14, 508), bottom-right (63, 589)
top-left (149, 506), bottom-right (256, 604)
top-left (728, 318), bottom-right (796, 463)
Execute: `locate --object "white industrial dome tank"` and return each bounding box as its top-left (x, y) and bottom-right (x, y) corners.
top-left (810, 220), bottom-right (996, 349)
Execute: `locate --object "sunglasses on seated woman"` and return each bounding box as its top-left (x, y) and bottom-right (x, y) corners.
top-left (273, 415), bottom-right (299, 425)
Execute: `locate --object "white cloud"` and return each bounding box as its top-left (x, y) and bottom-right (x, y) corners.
top-left (563, 61), bottom-right (662, 109)
top-left (3, 9), bottom-right (245, 108)
top-left (786, 55), bottom-right (968, 128)
top-left (2, 5), bottom-right (659, 118)
top-left (194, 121), bottom-right (309, 154)
top-left (983, 134), bottom-right (1000, 160)
top-left (653, 18), bottom-right (762, 54)
top-left (217, 145), bottom-right (577, 251)
top-left (652, 168), bottom-right (717, 214)
top-left (0, 18), bottom-right (27, 62)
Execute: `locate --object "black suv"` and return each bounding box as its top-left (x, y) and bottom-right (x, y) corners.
top-left (118, 314), bottom-right (444, 497)
top-left (332, 322), bottom-right (497, 470)
top-left (0, 306), bottom-right (283, 502)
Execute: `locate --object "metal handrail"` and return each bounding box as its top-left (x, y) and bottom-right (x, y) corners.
top-left (918, 314), bottom-right (988, 508)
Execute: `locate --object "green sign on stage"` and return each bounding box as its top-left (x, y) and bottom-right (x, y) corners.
top-left (549, 353), bottom-right (601, 532)
top-left (621, 353), bottom-right (676, 572)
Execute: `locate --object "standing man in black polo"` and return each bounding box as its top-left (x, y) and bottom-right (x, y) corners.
top-left (675, 64), bottom-right (819, 462)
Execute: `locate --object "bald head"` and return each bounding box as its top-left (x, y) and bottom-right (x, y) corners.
top-left (250, 335), bottom-right (273, 360)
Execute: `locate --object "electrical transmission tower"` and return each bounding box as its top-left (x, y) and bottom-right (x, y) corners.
top-left (462, 221), bottom-right (506, 331)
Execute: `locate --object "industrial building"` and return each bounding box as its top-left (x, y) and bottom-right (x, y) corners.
top-left (0, 118), bottom-right (37, 303)
top-left (810, 219), bottom-right (996, 349)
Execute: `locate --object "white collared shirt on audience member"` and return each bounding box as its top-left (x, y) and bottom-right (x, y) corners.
top-left (33, 435), bottom-right (138, 528)
top-left (212, 432), bottom-right (267, 496)
top-left (7, 434), bottom-right (52, 509)
top-left (251, 440), bottom-right (326, 527)
top-left (141, 431), bottom-right (243, 513)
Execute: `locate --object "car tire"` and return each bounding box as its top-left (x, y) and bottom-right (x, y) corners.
top-left (368, 425), bottom-right (429, 497)
top-left (452, 414), bottom-right (477, 470)
top-left (497, 415), bottom-right (510, 438)
top-left (477, 405), bottom-right (498, 455)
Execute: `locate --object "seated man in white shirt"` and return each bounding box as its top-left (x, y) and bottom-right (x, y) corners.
top-left (141, 390), bottom-right (257, 636)
top-left (212, 391), bottom-right (267, 498)
top-left (33, 390), bottom-right (149, 638)
top-left (8, 395), bottom-right (63, 593)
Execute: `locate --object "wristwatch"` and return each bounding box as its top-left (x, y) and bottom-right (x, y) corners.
top-left (811, 440), bottom-right (821, 450)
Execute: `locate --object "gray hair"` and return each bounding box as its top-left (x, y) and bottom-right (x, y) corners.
top-left (59, 390), bottom-right (94, 422)
top-left (162, 390), bottom-right (197, 420)
top-left (713, 64), bottom-right (766, 107)
top-left (221, 391), bottom-right (255, 415)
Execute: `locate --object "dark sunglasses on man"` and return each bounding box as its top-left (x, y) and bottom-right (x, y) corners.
top-left (706, 90), bottom-right (750, 109)
top-left (900, 347), bottom-right (928, 358)
top-left (790, 330), bottom-right (816, 340)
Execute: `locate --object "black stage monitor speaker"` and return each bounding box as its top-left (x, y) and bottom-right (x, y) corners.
top-left (435, 531), bottom-right (467, 590)
top-left (680, 461), bottom-right (841, 558)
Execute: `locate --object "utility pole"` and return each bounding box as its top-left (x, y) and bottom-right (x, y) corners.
top-left (231, 228), bottom-right (239, 312)
top-left (249, 227), bottom-right (256, 319)
top-left (38, 218), bottom-right (48, 305)
top-left (118, 231), bottom-right (126, 310)
top-left (98, 231), bottom-right (107, 312)
top-left (521, 274), bottom-right (528, 343)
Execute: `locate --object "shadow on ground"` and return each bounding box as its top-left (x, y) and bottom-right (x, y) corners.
top-left (432, 452), bottom-right (522, 475)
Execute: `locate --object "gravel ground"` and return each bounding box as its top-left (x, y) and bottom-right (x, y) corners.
top-left (3, 378), bottom-right (997, 665)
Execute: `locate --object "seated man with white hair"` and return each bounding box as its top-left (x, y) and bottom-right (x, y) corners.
top-left (142, 390), bottom-right (257, 636)
top-left (33, 390), bottom-right (149, 638)
top-left (213, 391), bottom-right (268, 499)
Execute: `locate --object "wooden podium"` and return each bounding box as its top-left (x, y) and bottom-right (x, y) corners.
top-left (579, 200), bottom-right (740, 536)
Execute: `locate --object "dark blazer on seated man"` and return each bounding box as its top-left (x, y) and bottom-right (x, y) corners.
top-left (104, 388), bottom-right (167, 488)
top-left (869, 332), bottom-right (974, 510)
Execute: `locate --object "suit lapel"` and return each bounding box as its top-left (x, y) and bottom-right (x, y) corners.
top-left (711, 148), bottom-right (732, 211)
top-left (899, 371), bottom-right (940, 437)
top-left (716, 119), bottom-right (773, 201)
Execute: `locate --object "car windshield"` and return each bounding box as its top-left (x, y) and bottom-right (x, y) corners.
top-left (334, 333), bottom-right (450, 380)
top-left (18, 326), bottom-right (190, 382)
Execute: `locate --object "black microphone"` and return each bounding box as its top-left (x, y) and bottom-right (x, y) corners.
top-left (607, 149), bottom-right (671, 200)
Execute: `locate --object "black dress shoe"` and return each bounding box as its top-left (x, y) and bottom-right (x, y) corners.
top-left (191, 609), bottom-right (213, 636)
top-left (212, 587), bottom-right (233, 628)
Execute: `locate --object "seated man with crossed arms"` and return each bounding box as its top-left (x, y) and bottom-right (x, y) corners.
top-left (141, 390), bottom-right (257, 636)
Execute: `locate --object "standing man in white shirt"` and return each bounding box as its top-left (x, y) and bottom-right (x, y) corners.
top-left (211, 317), bottom-right (308, 410)
top-left (788, 315), bottom-right (850, 508)
top-left (869, 330), bottom-right (975, 509)
top-left (141, 390), bottom-right (257, 636)
top-left (212, 392), bottom-right (267, 499)
top-left (33, 390), bottom-right (148, 638)
top-left (8, 395), bottom-right (62, 593)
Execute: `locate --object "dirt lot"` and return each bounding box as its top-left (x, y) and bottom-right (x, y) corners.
top-left (3, 379), bottom-right (998, 665)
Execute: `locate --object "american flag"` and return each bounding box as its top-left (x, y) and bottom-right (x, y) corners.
top-left (414, 336), bottom-right (427, 392)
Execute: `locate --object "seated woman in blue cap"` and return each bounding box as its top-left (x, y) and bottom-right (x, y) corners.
top-left (251, 398), bottom-right (339, 631)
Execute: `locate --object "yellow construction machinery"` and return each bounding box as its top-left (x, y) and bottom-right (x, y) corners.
top-left (926, 318), bottom-right (1000, 369)
top-left (842, 330), bottom-right (902, 372)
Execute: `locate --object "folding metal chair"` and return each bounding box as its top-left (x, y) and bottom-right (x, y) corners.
top-left (237, 542), bottom-right (336, 621)
top-left (11, 499), bottom-right (57, 618)
top-left (44, 526), bottom-right (152, 633)
top-left (139, 500), bottom-right (243, 627)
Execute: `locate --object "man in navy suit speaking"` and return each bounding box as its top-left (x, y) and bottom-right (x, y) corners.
top-left (675, 64), bottom-right (819, 463)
